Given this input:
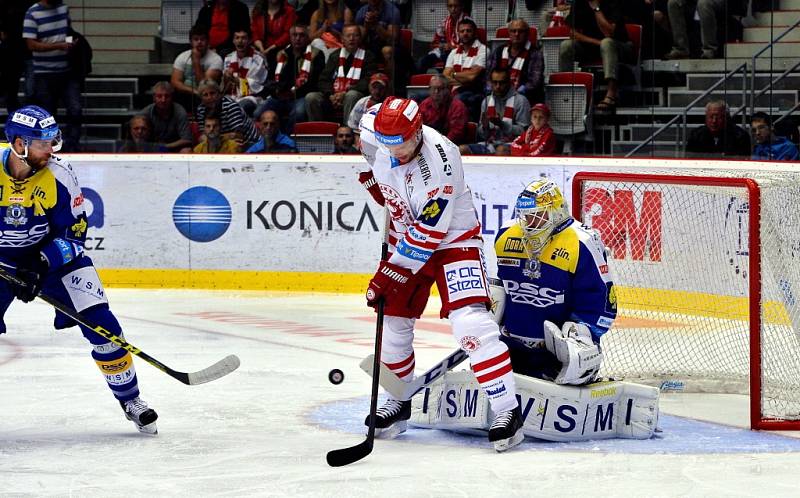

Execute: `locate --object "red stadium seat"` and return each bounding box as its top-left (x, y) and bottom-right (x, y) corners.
top-left (400, 28), bottom-right (413, 53)
top-left (293, 121), bottom-right (340, 153)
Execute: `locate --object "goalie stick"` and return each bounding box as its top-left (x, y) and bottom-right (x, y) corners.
top-left (326, 211), bottom-right (391, 467)
top-left (359, 348), bottom-right (468, 400)
top-left (0, 264), bottom-right (240, 385)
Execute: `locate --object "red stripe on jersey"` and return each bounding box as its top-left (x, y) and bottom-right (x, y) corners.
top-left (475, 362), bottom-right (512, 383)
top-left (450, 224), bottom-right (482, 243)
top-left (384, 353), bottom-right (414, 370)
top-left (471, 350), bottom-right (510, 373)
top-left (413, 224), bottom-right (447, 238)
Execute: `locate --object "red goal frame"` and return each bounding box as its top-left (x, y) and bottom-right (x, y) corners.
top-left (572, 171), bottom-right (800, 430)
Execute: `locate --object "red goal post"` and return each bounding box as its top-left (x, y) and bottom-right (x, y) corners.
top-left (572, 171), bottom-right (800, 430)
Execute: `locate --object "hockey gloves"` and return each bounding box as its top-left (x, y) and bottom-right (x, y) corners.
top-left (366, 261), bottom-right (414, 308)
top-left (12, 253), bottom-right (49, 303)
top-left (359, 170), bottom-right (385, 206)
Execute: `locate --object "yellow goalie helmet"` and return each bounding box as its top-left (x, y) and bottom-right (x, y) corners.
top-left (515, 180), bottom-right (570, 255)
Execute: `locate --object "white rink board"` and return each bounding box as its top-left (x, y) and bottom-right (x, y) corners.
top-left (67, 154), bottom-right (790, 287)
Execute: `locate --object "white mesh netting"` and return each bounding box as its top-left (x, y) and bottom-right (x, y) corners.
top-left (575, 168), bottom-right (800, 423)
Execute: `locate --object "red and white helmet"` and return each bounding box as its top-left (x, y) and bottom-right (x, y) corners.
top-left (374, 97), bottom-right (422, 147)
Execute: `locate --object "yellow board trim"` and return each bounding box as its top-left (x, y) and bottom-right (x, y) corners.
top-left (97, 269), bottom-right (791, 325)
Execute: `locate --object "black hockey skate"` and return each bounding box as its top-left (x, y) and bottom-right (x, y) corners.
top-left (365, 399), bottom-right (411, 439)
top-left (120, 397), bottom-right (158, 435)
top-left (488, 405), bottom-right (524, 452)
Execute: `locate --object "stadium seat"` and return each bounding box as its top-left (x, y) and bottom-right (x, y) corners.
top-left (293, 121), bottom-right (339, 153)
top-left (411, 2), bottom-right (449, 43)
top-left (465, 121), bottom-right (478, 143)
top-left (408, 74), bottom-right (434, 102)
top-left (471, 0), bottom-right (510, 39)
top-left (545, 72), bottom-right (594, 139)
top-left (160, 0), bottom-right (201, 45)
top-left (540, 30), bottom-right (569, 81)
top-left (400, 28), bottom-right (413, 54)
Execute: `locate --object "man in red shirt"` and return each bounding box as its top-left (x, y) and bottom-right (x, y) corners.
top-left (419, 74), bottom-right (469, 145)
top-left (196, 0), bottom-right (251, 56)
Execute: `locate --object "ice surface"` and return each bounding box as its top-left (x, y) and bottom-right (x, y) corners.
top-left (2, 290), bottom-right (800, 497)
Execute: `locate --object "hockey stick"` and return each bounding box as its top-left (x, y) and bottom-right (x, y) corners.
top-left (326, 211), bottom-right (391, 467)
top-left (0, 265), bottom-right (240, 385)
top-left (359, 348), bottom-right (468, 400)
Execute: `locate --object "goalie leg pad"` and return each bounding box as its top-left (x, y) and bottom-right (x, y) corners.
top-left (381, 316), bottom-right (416, 386)
top-left (410, 372), bottom-right (660, 442)
top-left (543, 320), bottom-right (603, 385)
top-left (450, 304), bottom-right (518, 414)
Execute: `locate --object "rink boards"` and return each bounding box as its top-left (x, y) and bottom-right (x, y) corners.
top-left (63, 153), bottom-right (794, 326)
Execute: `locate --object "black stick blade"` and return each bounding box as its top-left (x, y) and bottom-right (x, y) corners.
top-left (326, 440), bottom-right (373, 467)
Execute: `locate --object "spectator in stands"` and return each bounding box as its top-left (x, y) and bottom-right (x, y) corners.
top-left (686, 100), bottom-right (751, 158)
top-left (0, 0), bottom-right (35, 114)
top-left (196, 0), bottom-right (251, 57)
top-left (494, 143), bottom-right (511, 155)
top-left (461, 67), bottom-right (531, 155)
top-left (251, 0), bottom-right (298, 68)
top-left (23, 0), bottom-right (82, 151)
top-left (419, 0), bottom-right (470, 74)
top-left (347, 72), bottom-right (389, 131)
top-left (558, 0), bottom-right (633, 113)
top-left (193, 114), bottom-right (242, 153)
top-left (309, 0), bottom-right (354, 60)
top-left (223, 28), bottom-right (269, 117)
top-left (305, 24), bottom-right (377, 122)
top-left (117, 115), bottom-right (164, 153)
top-left (195, 79), bottom-right (261, 150)
top-left (626, 0), bottom-right (670, 59)
top-left (171, 24), bottom-right (224, 111)
top-left (349, 0), bottom-right (413, 96)
top-left (510, 103), bottom-right (557, 156)
top-left (443, 17), bottom-right (488, 122)
top-left (140, 82), bottom-right (193, 153)
top-left (333, 125), bottom-right (359, 153)
top-left (246, 109), bottom-right (299, 152)
top-left (419, 74), bottom-right (469, 145)
top-left (665, 0), bottom-right (747, 59)
top-left (751, 112), bottom-right (800, 162)
top-left (259, 22), bottom-right (325, 133)
top-left (487, 19), bottom-right (545, 104)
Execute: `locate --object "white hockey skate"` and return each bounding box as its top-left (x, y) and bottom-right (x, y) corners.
top-left (120, 397), bottom-right (158, 435)
top-left (365, 399), bottom-right (411, 439)
top-left (488, 406), bottom-right (524, 452)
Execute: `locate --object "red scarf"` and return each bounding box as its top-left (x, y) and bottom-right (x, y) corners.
top-left (452, 39), bottom-right (480, 72)
top-left (511, 125), bottom-right (556, 156)
top-left (486, 93), bottom-right (515, 141)
top-left (333, 48), bottom-right (365, 93)
top-left (275, 45), bottom-right (314, 90)
top-left (499, 41), bottom-right (530, 88)
top-left (439, 12), bottom-right (467, 47)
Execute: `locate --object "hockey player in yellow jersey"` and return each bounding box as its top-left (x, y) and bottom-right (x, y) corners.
top-left (1, 105), bottom-right (158, 434)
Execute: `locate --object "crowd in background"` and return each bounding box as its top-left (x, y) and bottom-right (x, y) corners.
top-left (0, 0), bottom-right (797, 161)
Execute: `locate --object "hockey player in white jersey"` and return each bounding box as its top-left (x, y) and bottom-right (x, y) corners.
top-left (357, 97), bottom-right (524, 452)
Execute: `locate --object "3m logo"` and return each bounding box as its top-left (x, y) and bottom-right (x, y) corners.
top-left (582, 188), bottom-right (662, 262)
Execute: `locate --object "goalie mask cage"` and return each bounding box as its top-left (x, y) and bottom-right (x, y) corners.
top-left (572, 170), bottom-right (800, 430)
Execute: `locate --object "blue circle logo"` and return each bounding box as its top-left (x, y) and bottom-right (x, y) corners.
top-left (172, 186), bottom-right (232, 242)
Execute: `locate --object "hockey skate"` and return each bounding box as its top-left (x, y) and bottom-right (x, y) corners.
top-left (488, 406), bottom-right (524, 452)
top-left (365, 399), bottom-right (411, 439)
top-left (120, 397), bottom-right (158, 435)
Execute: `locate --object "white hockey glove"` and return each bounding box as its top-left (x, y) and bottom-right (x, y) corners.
top-left (488, 278), bottom-right (506, 324)
top-left (543, 320), bottom-right (602, 385)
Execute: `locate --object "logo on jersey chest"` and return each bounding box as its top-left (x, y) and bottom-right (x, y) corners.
top-left (4, 204), bottom-right (27, 227)
top-left (502, 279), bottom-right (565, 307)
top-left (417, 155), bottom-right (431, 186)
top-left (380, 184), bottom-right (414, 224)
top-left (551, 247), bottom-right (570, 261)
top-left (503, 237), bottom-right (525, 253)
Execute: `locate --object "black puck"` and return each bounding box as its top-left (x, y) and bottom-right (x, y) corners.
top-left (328, 368), bottom-right (344, 385)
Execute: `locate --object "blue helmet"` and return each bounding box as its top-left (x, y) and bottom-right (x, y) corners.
top-left (4, 105), bottom-right (62, 150)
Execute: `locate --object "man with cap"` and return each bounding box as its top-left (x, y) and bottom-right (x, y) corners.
top-left (347, 73), bottom-right (390, 132)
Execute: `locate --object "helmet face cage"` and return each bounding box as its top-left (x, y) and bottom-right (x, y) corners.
top-left (515, 181), bottom-right (568, 256)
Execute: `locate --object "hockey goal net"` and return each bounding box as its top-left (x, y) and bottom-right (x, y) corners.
top-left (572, 171), bottom-right (800, 430)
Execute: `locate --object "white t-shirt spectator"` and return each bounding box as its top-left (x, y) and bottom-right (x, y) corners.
top-left (173, 50), bottom-right (224, 88)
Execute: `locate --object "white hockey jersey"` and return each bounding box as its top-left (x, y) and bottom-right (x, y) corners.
top-left (359, 106), bottom-right (482, 273)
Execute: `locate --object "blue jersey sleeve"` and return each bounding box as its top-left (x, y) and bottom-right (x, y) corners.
top-left (570, 232), bottom-right (617, 342)
top-left (40, 158), bottom-right (87, 269)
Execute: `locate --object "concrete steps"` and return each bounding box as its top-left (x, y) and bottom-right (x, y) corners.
top-left (685, 73), bottom-right (800, 91)
top-left (667, 89), bottom-right (798, 109)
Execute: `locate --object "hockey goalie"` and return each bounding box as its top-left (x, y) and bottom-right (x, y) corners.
top-left (409, 180), bottom-right (660, 442)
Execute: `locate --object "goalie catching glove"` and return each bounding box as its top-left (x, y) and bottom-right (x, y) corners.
top-left (366, 261), bottom-right (414, 308)
top-left (543, 320), bottom-right (603, 385)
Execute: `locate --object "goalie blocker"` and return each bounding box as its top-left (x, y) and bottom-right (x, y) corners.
top-left (410, 370), bottom-right (659, 442)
